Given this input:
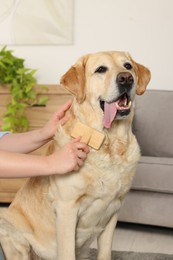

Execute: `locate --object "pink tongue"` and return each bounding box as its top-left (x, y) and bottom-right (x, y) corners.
top-left (103, 101), bottom-right (117, 128)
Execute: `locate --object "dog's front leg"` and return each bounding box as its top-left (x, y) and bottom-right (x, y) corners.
top-left (54, 201), bottom-right (78, 260)
top-left (0, 235), bottom-right (30, 260)
top-left (97, 214), bottom-right (118, 260)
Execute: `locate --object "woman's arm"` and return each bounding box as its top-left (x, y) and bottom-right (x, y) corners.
top-left (0, 100), bottom-right (72, 153)
top-left (0, 129), bottom-right (50, 153)
top-left (0, 138), bottom-right (89, 178)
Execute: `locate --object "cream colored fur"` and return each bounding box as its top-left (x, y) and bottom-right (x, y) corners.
top-left (0, 51), bottom-right (151, 260)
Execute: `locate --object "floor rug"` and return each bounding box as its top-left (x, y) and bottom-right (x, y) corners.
top-left (90, 248), bottom-right (173, 260)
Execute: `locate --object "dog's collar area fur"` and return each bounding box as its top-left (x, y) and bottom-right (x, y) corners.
top-left (71, 121), bottom-right (105, 150)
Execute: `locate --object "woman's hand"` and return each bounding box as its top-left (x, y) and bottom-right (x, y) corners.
top-left (40, 99), bottom-right (73, 142)
top-left (47, 137), bottom-right (89, 175)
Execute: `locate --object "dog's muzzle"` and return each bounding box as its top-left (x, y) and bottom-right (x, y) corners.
top-left (100, 72), bottom-right (134, 128)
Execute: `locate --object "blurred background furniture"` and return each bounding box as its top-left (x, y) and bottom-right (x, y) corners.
top-left (119, 90), bottom-right (173, 228)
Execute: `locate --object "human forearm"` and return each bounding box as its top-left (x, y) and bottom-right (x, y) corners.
top-left (0, 139), bottom-right (89, 178)
top-left (0, 129), bottom-right (50, 153)
top-left (0, 150), bottom-right (51, 178)
top-left (0, 100), bottom-right (73, 153)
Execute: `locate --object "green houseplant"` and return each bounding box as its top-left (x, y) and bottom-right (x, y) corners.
top-left (0, 46), bottom-right (48, 132)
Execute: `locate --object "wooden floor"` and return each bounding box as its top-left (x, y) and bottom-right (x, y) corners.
top-left (92, 222), bottom-right (173, 254)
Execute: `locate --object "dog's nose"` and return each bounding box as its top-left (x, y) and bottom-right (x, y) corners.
top-left (116, 72), bottom-right (134, 87)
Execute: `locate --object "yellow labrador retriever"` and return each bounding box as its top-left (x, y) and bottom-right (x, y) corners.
top-left (0, 51), bottom-right (151, 260)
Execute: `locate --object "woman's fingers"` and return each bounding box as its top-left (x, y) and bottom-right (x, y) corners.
top-left (57, 99), bottom-right (73, 120)
top-left (71, 138), bottom-right (90, 153)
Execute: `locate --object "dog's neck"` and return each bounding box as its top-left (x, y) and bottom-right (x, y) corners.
top-left (71, 99), bottom-right (104, 131)
top-left (62, 100), bottom-right (135, 151)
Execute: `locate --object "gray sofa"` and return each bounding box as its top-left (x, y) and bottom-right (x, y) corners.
top-left (118, 89), bottom-right (173, 228)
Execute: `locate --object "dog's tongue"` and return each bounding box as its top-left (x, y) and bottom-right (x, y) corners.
top-left (103, 101), bottom-right (117, 128)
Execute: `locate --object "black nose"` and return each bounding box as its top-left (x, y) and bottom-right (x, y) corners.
top-left (116, 72), bottom-right (134, 87)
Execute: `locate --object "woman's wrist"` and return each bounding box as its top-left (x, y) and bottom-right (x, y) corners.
top-left (38, 127), bottom-right (53, 144)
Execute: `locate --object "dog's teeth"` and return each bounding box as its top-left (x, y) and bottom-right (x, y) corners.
top-left (128, 101), bottom-right (132, 108)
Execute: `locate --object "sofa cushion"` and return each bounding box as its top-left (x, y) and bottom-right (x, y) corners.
top-left (118, 190), bottom-right (173, 228)
top-left (133, 90), bottom-right (173, 157)
top-left (131, 156), bottom-right (173, 194)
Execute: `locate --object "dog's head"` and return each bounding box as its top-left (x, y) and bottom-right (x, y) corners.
top-left (60, 51), bottom-right (151, 129)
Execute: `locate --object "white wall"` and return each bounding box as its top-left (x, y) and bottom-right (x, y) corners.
top-left (1, 0), bottom-right (173, 90)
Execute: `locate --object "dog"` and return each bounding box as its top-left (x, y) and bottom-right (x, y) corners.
top-left (0, 51), bottom-right (151, 260)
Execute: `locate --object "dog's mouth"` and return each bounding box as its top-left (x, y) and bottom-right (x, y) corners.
top-left (100, 93), bottom-right (132, 128)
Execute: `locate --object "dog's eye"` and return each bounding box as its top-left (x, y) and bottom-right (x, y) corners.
top-left (95, 66), bottom-right (108, 73)
top-left (124, 63), bottom-right (132, 70)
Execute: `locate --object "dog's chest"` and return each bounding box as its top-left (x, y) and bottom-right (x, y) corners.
top-left (74, 166), bottom-right (126, 248)
top-left (78, 183), bottom-right (121, 223)
top-left (74, 145), bottom-right (139, 248)
top-left (75, 177), bottom-right (121, 249)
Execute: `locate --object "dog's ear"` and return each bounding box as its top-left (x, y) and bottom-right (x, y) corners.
top-left (128, 54), bottom-right (151, 95)
top-left (134, 62), bottom-right (151, 95)
top-left (60, 56), bottom-right (88, 103)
